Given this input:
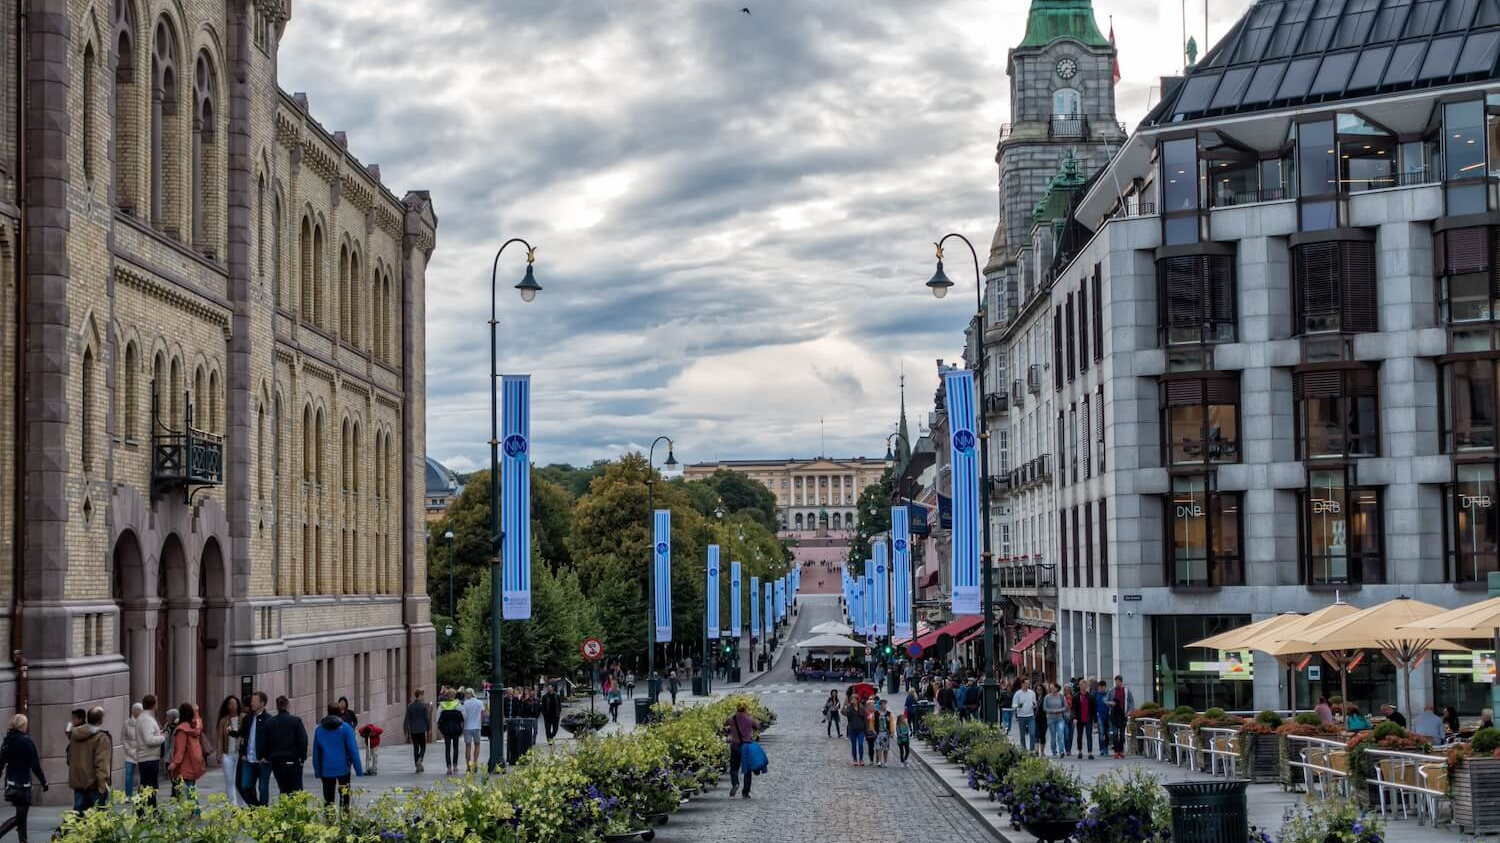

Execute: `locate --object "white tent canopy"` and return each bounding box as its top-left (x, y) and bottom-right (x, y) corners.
top-left (795, 633), bottom-right (866, 650)
top-left (811, 621), bottom-right (854, 636)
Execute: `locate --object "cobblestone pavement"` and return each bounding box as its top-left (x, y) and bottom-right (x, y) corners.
top-left (647, 689), bottom-right (1002, 843)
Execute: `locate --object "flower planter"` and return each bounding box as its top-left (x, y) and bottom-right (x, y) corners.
top-left (1242, 733), bottom-right (1279, 784)
top-left (1453, 757), bottom-right (1500, 834)
top-left (603, 832), bottom-right (655, 843)
top-left (1022, 817), bottom-right (1080, 842)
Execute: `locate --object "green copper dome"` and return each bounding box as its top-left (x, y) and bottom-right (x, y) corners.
top-left (1017, 0), bottom-right (1111, 50)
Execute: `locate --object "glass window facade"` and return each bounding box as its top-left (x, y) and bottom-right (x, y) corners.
top-left (1168, 476), bottom-right (1243, 587)
top-left (1442, 358), bottom-right (1498, 451)
top-left (1445, 462), bottom-right (1500, 584)
top-left (1295, 368), bottom-right (1380, 459)
top-left (1162, 376), bottom-right (1240, 466)
top-left (1301, 468), bottom-right (1384, 585)
top-left (1151, 615), bottom-right (1255, 712)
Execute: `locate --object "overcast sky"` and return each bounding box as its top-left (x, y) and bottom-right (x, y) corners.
top-left (278, 0), bottom-right (1255, 472)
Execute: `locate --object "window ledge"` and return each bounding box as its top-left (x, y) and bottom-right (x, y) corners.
top-left (1169, 585), bottom-right (1223, 594)
top-left (1306, 583), bottom-right (1362, 593)
top-left (1454, 580), bottom-right (1491, 592)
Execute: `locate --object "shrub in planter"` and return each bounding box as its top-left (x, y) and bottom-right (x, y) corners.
top-left (1370, 720), bottom-right (1406, 741)
top-left (1267, 798), bottom-right (1387, 843)
top-left (1000, 757), bottom-right (1086, 831)
top-left (1074, 768), bottom-right (1170, 843)
top-left (1470, 726), bottom-right (1500, 755)
top-left (1294, 712), bottom-right (1324, 727)
top-left (966, 735), bottom-right (1023, 796)
top-left (1255, 709), bottom-right (1284, 728)
top-left (562, 709), bottom-right (610, 735)
top-left (1168, 704), bottom-right (1198, 724)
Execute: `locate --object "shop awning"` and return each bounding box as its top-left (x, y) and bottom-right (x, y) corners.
top-left (919, 566), bottom-right (938, 588)
top-left (1010, 625), bottom-right (1049, 655)
top-left (906, 614), bottom-right (982, 653)
top-left (958, 625), bottom-right (986, 646)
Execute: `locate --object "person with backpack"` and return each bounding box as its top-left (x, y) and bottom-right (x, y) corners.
top-left (0, 714), bottom-right (46, 842)
top-left (895, 713), bottom-right (912, 767)
top-left (312, 704), bottom-right (364, 811)
top-left (66, 707), bottom-right (111, 813)
top-left (436, 691), bottom-right (464, 775)
top-left (822, 690), bottom-right (841, 738)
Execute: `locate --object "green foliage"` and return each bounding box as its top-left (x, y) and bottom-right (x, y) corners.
top-left (1470, 726), bottom-right (1500, 755)
top-left (456, 558), bottom-right (593, 685)
top-left (1295, 712), bottom-right (1325, 727)
top-left (1271, 799), bottom-right (1386, 843)
top-left (435, 651), bottom-right (472, 690)
top-left (1167, 705), bottom-right (1199, 724)
top-left (695, 468), bottom-right (779, 528)
top-left (1075, 768), bottom-right (1171, 843)
top-left (1371, 720), bottom-right (1407, 741)
top-left (1002, 756), bottom-right (1085, 826)
top-left (1256, 710), bottom-right (1284, 727)
top-left (1205, 707), bottom-right (1227, 719)
top-left (535, 460), bottom-right (611, 498)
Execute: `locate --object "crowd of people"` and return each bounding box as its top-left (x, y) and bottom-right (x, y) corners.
top-left (821, 687), bottom-right (913, 768)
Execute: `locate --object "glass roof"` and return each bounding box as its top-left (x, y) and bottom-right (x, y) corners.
top-left (1147, 0), bottom-right (1500, 125)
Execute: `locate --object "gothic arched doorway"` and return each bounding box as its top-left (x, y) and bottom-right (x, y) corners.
top-left (112, 530), bottom-right (152, 703)
top-left (197, 538), bottom-right (227, 709)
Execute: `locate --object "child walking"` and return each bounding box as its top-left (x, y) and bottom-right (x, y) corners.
top-left (357, 723), bottom-right (383, 776)
top-left (896, 713), bottom-right (912, 767)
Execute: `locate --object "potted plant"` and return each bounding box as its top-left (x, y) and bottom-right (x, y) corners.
top-left (1074, 768), bottom-right (1170, 843)
top-left (1260, 798), bottom-right (1386, 843)
top-left (1000, 757), bottom-right (1085, 841)
top-left (1344, 722), bottom-right (1431, 806)
top-left (561, 709), bottom-right (610, 737)
top-left (1275, 716), bottom-right (1344, 789)
top-left (1448, 727), bottom-right (1500, 834)
top-left (1125, 701), bottom-right (1163, 753)
top-left (1237, 710), bottom-right (1283, 783)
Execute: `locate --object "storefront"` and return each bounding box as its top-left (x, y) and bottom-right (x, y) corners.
top-left (1151, 615), bottom-right (1254, 711)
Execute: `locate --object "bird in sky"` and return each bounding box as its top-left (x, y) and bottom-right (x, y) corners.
top-left (741, 7), bottom-right (751, 14)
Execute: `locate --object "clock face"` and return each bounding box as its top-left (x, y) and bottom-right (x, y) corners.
top-left (1056, 58), bottom-right (1078, 80)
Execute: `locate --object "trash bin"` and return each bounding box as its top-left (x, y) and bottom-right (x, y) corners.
top-left (887, 673), bottom-right (900, 694)
top-left (914, 700), bottom-right (934, 726)
top-left (634, 698), bottom-right (655, 727)
top-left (505, 718), bottom-right (536, 764)
top-left (727, 666), bottom-right (742, 683)
top-left (1162, 780), bottom-right (1249, 843)
top-left (692, 676), bottom-right (706, 696)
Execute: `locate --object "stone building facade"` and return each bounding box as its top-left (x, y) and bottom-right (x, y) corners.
top-left (1, 0), bottom-right (437, 792)
top-left (682, 457), bottom-right (891, 532)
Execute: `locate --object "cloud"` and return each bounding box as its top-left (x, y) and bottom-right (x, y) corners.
top-left (280, 0), bottom-right (1258, 467)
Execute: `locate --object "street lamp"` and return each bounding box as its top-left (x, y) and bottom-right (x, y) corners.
top-left (486, 237), bottom-right (541, 771)
top-left (645, 436), bottom-right (677, 702)
top-left (923, 232), bottom-right (999, 725)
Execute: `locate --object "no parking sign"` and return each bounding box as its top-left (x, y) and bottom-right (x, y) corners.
top-left (581, 638), bottom-right (604, 662)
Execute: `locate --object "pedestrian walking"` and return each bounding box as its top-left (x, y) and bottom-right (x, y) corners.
top-left (460, 689), bottom-right (485, 772)
top-left (873, 700), bottom-right (894, 767)
top-left (1044, 684), bottom-right (1067, 757)
top-left (0, 715), bottom-right (46, 843)
top-left (1106, 675), bottom-right (1134, 759)
top-left (262, 696), bottom-right (308, 795)
top-left (843, 693), bottom-right (866, 766)
top-left (337, 697), bottom-right (358, 729)
top-left (1071, 680), bottom-right (1094, 759)
top-left (862, 699), bottom-right (878, 763)
top-left (312, 704), bottom-right (364, 811)
top-left (237, 692), bottom-right (271, 807)
top-left (963, 678), bottom-right (981, 721)
top-left (168, 702), bottom-right (206, 804)
top-left (403, 689), bottom-right (432, 773)
top-left (216, 696), bottom-right (246, 806)
top-left (540, 684), bottom-right (562, 744)
top-left (1061, 683), bottom-right (1076, 752)
top-left (121, 703), bottom-right (142, 799)
top-left (160, 707), bottom-right (179, 796)
top-left (822, 690), bottom-right (842, 737)
top-left (668, 671), bottom-right (680, 706)
top-left (895, 713), bottom-right (912, 767)
top-left (1011, 678), bottom-right (1038, 755)
top-left (357, 723), bottom-right (382, 775)
top-left (128, 697), bottom-right (164, 804)
top-left (625, 672), bottom-right (636, 699)
top-left (1091, 680), bottom-right (1109, 754)
top-left (724, 702), bottom-right (757, 798)
top-left (66, 707), bottom-right (111, 813)
top-left (607, 680), bottom-right (622, 723)
top-left (436, 691), bottom-right (464, 775)
top-left (936, 679), bottom-right (958, 715)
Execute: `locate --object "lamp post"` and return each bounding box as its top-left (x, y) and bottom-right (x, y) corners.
top-left (645, 436), bottom-right (677, 703)
top-left (924, 232), bottom-right (1000, 725)
top-left (445, 529), bottom-right (455, 620)
top-left (486, 237), bottom-right (542, 771)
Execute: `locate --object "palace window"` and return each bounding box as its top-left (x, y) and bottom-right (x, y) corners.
top-left (1167, 476), bottom-right (1242, 588)
top-left (1300, 467), bottom-right (1384, 585)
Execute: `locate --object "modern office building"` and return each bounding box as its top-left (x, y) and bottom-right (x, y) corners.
top-left (1007, 0), bottom-right (1500, 714)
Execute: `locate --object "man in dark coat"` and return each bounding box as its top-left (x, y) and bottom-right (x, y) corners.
top-left (540, 684), bottom-right (562, 744)
top-left (261, 696), bottom-right (308, 794)
top-left (238, 691), bottom-right (272, 806)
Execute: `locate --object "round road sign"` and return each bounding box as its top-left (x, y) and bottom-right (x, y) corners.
top-left (907, 642), bottom-right (923, 658)
top-left (580, 638), bottom-right (605, 662)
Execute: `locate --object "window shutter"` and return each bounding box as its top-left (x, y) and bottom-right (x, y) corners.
top-left (1099, 498), bottom-right (1109, 587)
top-left (1206, 377), bottom-right (1239, 405)
top-left (1096, 384), bottom-right (1105, 473)
top-left (1082, 396), bottom-right (1091, 478)
top-left (1072, 506), bottom-right (1081, 588)
top-left (1444, 227), bottom-right (1489, 274)
top-left (1206, 254), bottom-right (1236, 329)
top-left (1491, 226), bottom-right (1500, 299)
top-left (1066, 294), bottom-right (1076, 380)
top-left (1053, 308), bottom-right (1064, 390)
top-left (1056, 411), bottom-right (1066, 482)
top-left (1160, 255), bottom-right (1206, 327)
top-left (1165, 379), bottom-right (1206, 406)
top-left (1294, 241), bottom-right (1340, 331)
top-left (1340, 241), bottom-right (1378, 333)
top-left (1084, 503), bottom-right (1095, 588)
top-left (1079, 280), bottom-right (1090, 370)
top-left (1295, 370), bottom-right (1346, 398)
top-left (1059, 507), bottom-right (1069, 588)
top-left (1092, 264), bottom-right (1104, 362)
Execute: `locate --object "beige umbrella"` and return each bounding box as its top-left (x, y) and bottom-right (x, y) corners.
top-left (1395, 596), bottom-right (1500, 685)
top-left (1241, 603), bottom-right (1363, 713)
top-left (1274, 597), bottom-right (1466, 722)
top-left (1188, 612), bottom-right (1305, 652)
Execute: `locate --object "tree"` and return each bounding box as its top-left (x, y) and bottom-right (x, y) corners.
top-left (536, 460), bottom-right (611, 498)
top-left (847, 466), bottom-right (895, 573)
top-left (454, 552), bottom-right (593, 687)
top-left (703, 469), bottom-right (779, 528)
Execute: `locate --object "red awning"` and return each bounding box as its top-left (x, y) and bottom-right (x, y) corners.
top-left (958, 626), bottom-right (986, 646)
top-left (1010, 625), bottom-right (1049, 655)
top-left (909, 614), bottom-right (981, 653)
top-left (919, 567), bottom-right (938, 588)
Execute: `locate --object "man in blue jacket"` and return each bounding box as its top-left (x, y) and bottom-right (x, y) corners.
top-left (311, 704), bottom-right (363, 810)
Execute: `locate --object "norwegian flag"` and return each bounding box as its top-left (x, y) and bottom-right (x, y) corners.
top-left (1109, 18), bottom-right (1121, 84)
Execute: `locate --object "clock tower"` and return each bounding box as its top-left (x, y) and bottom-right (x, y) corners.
top-left (989, 0), bottom-right (1125, 272)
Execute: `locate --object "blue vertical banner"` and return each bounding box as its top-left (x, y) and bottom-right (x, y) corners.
top-left (731, 561), bottom-right (742, 638)
top-left (501, 375), bottom-right (532, 620)
top-left (776, 577), bottom-right (785, 620)
top-left (654, 509), bottom-right (673, 643)
top-left (944, 367), bottom-right (981, 615)
top-left (872, 541), bottom-right (889, 637)
top-left (750, 577), bottom-right (760, 640)
top-left (706, 545), bottom-right (720, 640)
top-left (864, 569), bottom-right (875, 636)
top-left (892, 505), bottom-right (912, 641)
top-left (764, 590), bottom-right (773, 640)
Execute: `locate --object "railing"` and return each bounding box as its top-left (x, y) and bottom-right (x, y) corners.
top-left (1211, 186), bottom-right (1287, 207)
top-left (1006, 454), bottom-right (1051, 491)
top-left (996, 561), bottom-right (1056, 593)
top-left (984, 391), bottom-right (1009, 418)
top-left (151, 392), bottom-right (225, 502)
top-left (1010, 378), bottom-right (1024, 405)
top-left (1026, 365), bottom-right (1041, 394)
top-left (988, 474), bottom-right (1011, 497)
top-left (1201, 727), bottom-right (1242, 777)
top-left (1049, 114), bottom-right (1089, 140)
top-left (1365, 748), bottom-right (1449, 824)
top-left (1284, 734), bottom-right (1352, 798)
top-left (999, 124), bottom-right (1014, 143)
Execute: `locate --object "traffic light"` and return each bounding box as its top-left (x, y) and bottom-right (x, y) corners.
top-left (723, 643), bottom-right (733, 654)
top-left (882, 643), bottom-right (893, 656)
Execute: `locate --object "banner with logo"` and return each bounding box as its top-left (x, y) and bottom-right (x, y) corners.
top-left (501, 375), bottom-right (532, 620)
top-left (864, 568), bottom-right (875, 637)
top-left (944, 368), bottom-right (981, 615)
top-left (872, 541), bottom-right (889, 637)
top-left (706, 545), bottom-right (720, 640)
top-left (731, 561), bottom-right (742, 638)
top-left (764, 590), bottom-right (773, 640)
top-left (892, 506), bottom-right (912, 640)
top-left (750, 576), bottom-right (760, 640)
top-left (776, 577), bottom-right (786, 621)
top-left (654, 509), bottom-right (672, 643)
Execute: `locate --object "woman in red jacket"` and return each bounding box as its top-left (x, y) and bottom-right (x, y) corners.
top-left (169, 702), bottom-right (207, 803)
top-left (1071, 679), bottom-right (1095, 760)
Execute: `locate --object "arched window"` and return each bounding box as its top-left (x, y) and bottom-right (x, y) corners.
top-left (256, 174), bottom-right (265, 279)
top-left (301, 405), bottom-right (313, 483)
top-left (150, 16), bottom-right (180, 232)
top-left (272, 194), bottom-right (283, 304)
top-left (313, 224), bottom-right (326, 329)
top-left (83, 44), bottom-right (97, 182)
top-left (257, 399), bottom-right (265, 501)
top-left (794, 513), bottom-right (804, 530)
top-left (190, 51), bottom-right (218, 257)
top-left (299, 216), bottom-right (312, 319)
top-left (168, 356), bottom-right (182, 430)
top-left (273, 393), bottom-right (283, 594)
top-left (82, 348), bottom-right (96, 472)
top-left (352, 422), bottom-right (362, 492)
top-left (122, 341), bottom-right (138, 439)
top-left (314, 407), bottom-right (325, 486)
top-left (207, 369), bottom-right (219, 433)
top-left (383, 272), bottom-right (395, 362)
top-left (112, 0), bottom-right (138, 212)
top-left (151, 351), bottom-right (164, 424)
top-left (338, 244), bottom-right (350, 340)
top-left (341, 418), bottom-right (351, 491)
top-left (349, 250), bottom-right (361, 348)
top-left (1054, 87), bottom-right (1081, 116)
top-left (193, 365), bottom-right (205, 429)
top-left (372, 266), bottom-right (385, 359)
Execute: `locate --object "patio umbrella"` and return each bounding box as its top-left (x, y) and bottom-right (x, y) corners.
top-left (1273, 597), bottom-right (1465, 724)
top-left (1187, 612), bottom-right (1305, 651)
top-left (794, 633), bottom-right (867, 650)
top-left (1238, 602), bottom-right (1362, 713)
top-left (1394, 596), bottom-right (1500, 684)
top-left (811, 621), bottom-right (854, 636)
